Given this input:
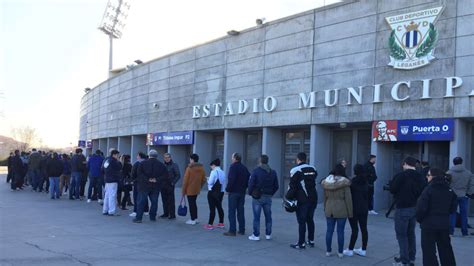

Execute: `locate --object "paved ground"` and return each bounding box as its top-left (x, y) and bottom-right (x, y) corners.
top-left (0, 173), bottom-right (473, 266)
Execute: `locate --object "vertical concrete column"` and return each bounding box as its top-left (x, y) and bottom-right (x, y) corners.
top-left (311, 124), bottom-right (331, 201)
top-left (131, 135), bottom-right (147, 163)
top-left (107, 137), bottom-right (118, 153)
top-left (223, 129), bottom-right (245, 174)
top-left (98, 138), bottom-right (108, 153)
top-left (449, 119), bottom-right (467, 167)
top-left (167, 145), bottom-right (189, 187)
top-left (193, 131), bottom-right (213, 176)
top-left (118, 136), bottom-right (132, 156)
top-left (262, 127), bottom-right (283, 197)
top-left (371, 141), bottom-right (392, 210)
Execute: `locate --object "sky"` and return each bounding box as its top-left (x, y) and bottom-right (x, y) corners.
top-left (0, 0), bottom-right (339, 148)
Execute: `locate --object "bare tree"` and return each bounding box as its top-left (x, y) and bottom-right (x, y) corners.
top-left (11, 126), bottom-right (39, 152)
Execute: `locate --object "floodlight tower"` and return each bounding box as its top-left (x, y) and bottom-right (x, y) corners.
top-left (98, 0), bottom-right (131, 74)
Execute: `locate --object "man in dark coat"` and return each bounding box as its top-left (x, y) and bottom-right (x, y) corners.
top-left (416, 168), bottom-right (457, 266)
top-left (363, 155), bottom-right (378, 215)
top-left (46, 152), bottom-right (64, 199)
top-left (133, 150), bottom-right (168, 223)
top-left (160, 153), bottom-right (181, 219)
top-left (70, 148), bottom-right (86, 200)
top-left (6, 152), bottom-right (13, 183)
top-left (10, 150), bottom-right (24, 191)
top-left (224, 153), bottom-right (250, 236)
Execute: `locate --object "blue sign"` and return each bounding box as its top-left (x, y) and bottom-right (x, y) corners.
top-left (78, 140), bottom-right (86, 148)
top-left (150, 131), bottom-right (194, 145)
top-left (397, 118), bottom-right (454, 141)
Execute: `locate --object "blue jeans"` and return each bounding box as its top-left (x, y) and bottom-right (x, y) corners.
top-left (87, 176), bottom-right (101, 200)
top-left (296, 201), bottom-right (316, 245)
top-left (31, 169), bottom-right (42, 190)
top-left (49, 177), bottom-right (60, 199)
top-left (69, 172), bottom-right (82, 199)
top-left (228, 193), bottom-right (245, 234)
top-left (394, 207), bottom-right (417, 264)
top-left (252, 195), bottom-right (272, 237)
top-left (326, 217), bottom-right (347, 253)
top-left (450, 196), bottom-right (469, 235)
top-left (136, 190), bottom-right (159, 221)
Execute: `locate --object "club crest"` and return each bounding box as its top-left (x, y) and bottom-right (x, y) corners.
top-left (385, 6), bottom-right (443, 70)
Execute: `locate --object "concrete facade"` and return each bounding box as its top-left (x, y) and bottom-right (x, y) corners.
top-left (80, 0), bottom-right (474, 209)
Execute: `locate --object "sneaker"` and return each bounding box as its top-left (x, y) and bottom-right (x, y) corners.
top-left (98, 199), bottom-right (103, 204)
top-left (353, 248), bottom-right (366, 257)
top-left (290, 243), bottom-right (305, 249)
top-left (185, 219), bottom-right (197, 225)
top-left (216, 223), bottom-right (225, 228)
top-left (121, 207), bottom-right (129, 211)
top-left (306, 240), bottom-right (314, 247)
top-left (204, 224), bottom-right (214, 230)
top-left (265, 235), bottom-right (272, 240)
top-left (108, 213), bottom-right (120, 216)
top-left (132, 219), bottom-right (142, 223)
top-left (168, 216), bottom-right (176, 220)
top-left (343, 250), bottom-right (353, 256)
top-left (238, 231), bottom-right (245, 235)
top-left (248, 234), bottom-right (260, 241)
top-left (144, 212), bottom-right (149, 216)
top-left (326, 252), bottom-right (332, 257)
top-left (87, 199), bottom-right (91, 203)
top-left (223, 231), bottom-right (236, 236)
top-left (337, 253), bottom-right (344, 258)
top-left (368, 210), bottom-right (378, 215)
top-left (159, 214), bottom-right (168, 219)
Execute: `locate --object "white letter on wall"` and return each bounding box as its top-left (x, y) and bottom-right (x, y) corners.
top-left (263, 96), bottom-right (277, 112)
top-left (347, 86), bottom-right (363, 105)
top-left (421, 79), bottom-right (432, 99)
top-left (373, 84), bottom-right (382, 103)
top-left (238, 100), bottom-right (249, 114)
top-left (324, 89), bottom-right (339, 107)
top-left (391, 81), bottom-right (410, 101)
top-left (253, 98), bottom-right (259, 113)
top-left (445, 77), bottom-right (463, 98)
top-left (202, 104), bottom-right (210, 117)
top-left (299, 92), bottom-right (316, 109)
top-left (214, 103), bottom-right (222, 116)
top-left (224, 102), bottom-right (234, 116)
top-left (192, 106), bottom-right (201, 118)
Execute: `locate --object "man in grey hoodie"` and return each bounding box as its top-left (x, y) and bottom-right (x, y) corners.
top-left (446, 157), bottom-right (474, 236)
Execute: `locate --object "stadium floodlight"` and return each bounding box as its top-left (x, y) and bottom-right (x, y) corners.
top-left (98, 0), bottom-right (131, 72)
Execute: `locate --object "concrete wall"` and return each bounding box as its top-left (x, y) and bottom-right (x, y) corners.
top-left (80, 0), bottom-right (474, 141)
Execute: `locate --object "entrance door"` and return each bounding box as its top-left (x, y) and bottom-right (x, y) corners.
top-left (244, 132), bottom-right (262, 171)
top-left (283, 130), bottom-right (310, 195)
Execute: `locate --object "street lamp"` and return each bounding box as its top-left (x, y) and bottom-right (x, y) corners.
top-left (98, 0), bottom-right (131, 75)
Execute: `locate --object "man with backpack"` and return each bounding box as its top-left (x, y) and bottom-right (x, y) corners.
top-left (247, 155), bottom-right (279, 241)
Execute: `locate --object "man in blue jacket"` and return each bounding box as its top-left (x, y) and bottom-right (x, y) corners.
top-left (87, 150), bottom-right (104, 203)
top-left (224, 153), bottom-right (250, 237)
top-left (248, 154), bottom-right (279, 241)
top-left (102, 149), bottom-right (122, 216)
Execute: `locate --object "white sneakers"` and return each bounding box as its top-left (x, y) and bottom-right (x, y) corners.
top-left (98, 199), bottom-right (103, 204)
top-left (87, 199), bottom-right (91, 203)
top-left (326, 252), bottom-right (332, 257)
top-left (129, 212), bottom-right (137, 217)
top-left (144, 212), bottom-right (149, 216)
top-left (248, 234), bottom-right (260, 241)
top-left (343, 250), bottom-right (354, 256)
top-left (368, 210), bottom-right (378, 215)
top-left (185, 219), bottom-right (198, 225)
top-left (337, 253), bottom-right (344, 258)
top-left (265, 235), bottom-right (272, 240)
top-left (354, 248), bottom-right (366, 257)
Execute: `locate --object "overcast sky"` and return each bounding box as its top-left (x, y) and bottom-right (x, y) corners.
top-left (0, 0), bottom-right (339, 148)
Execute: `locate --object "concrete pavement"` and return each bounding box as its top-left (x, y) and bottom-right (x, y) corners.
top-left (0, 174), bottom-right (473, 266)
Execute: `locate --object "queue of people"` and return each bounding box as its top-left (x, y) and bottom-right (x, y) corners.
top-left (5, 147), bottom-right (473, 265)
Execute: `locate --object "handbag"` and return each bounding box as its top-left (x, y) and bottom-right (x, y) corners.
top-left (210, 171), bottom-right (222, 198)
top-left (178, 196), bottom-right (188, 216)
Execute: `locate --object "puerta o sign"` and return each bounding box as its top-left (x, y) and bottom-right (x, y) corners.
top-left (385, 6), bottom-right (443, 70)
top-left (78, 140), bottom-right (86, 148)
top-left (372, 118), bottom-right (454, 142)
top-left (147, 131), bottom-right (194, 145)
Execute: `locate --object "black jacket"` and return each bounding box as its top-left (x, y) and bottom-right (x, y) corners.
top-left (416, 177), bottom-right (457, 230)
top-left (71, 154), bottom-right (86, 172)
top-left (46, 157), bottom-right (64, 177)
top-left (137, 158), bottom-right (168, 192)
top-left (103, 157), bottom-right (122, 183)
top-left (287, 163), bottom-right (318, 204)
top-left (131, 160), bottom-right (141, 183)
top-left (248, 165), bottom-right (279, 196)
top-left (226, 162), bottom-right (250, 194)
top-left (10, 155), bottom-right (24, 175)
top-left (389, 169), bottom-right (426, 209)
top-left (350, 174), bottom-right (369, 216)
top-left (363, 161), bottom-right (377, 186)
top-left (164, 160), bottom-right (181, 186)
top-left (121, 163), bottom-right (132, 186)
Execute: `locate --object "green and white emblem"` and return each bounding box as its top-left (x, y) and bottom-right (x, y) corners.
top-left (385, 6), bottom-right (443, 70)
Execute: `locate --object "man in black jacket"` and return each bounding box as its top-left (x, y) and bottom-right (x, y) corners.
top-left (70, 148), bottom-right (86, 200)
top-left (133, 150), bottom-right (168, 223)
top-left (102, 150), bottom-right (122, 216)
top-left (363, 155), bottom-right (378, 215)
top-left (46, 152), bottom-right (64, 199)
top-left (6, 152), bottom-right (13, 183)
top-left (416, 168), bottom-right (457, 266)
top-left (130, 152), bottom-right (148, 217)
top-left (10, 150), bottom-right (24, 191)
top-left (287, 152), bottom-right (318, 249)
top-left (389, 157), bottom-right (426, 266)
top-left (160, 153), bottom-right (181, 219)
top-left (224, 153), bottom-right (250, 236)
